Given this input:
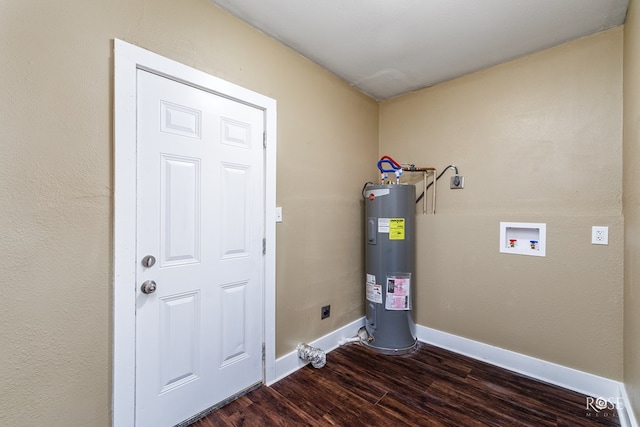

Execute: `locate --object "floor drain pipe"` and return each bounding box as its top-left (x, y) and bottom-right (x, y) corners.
top-left (296, 343), bottom-right (326, 368)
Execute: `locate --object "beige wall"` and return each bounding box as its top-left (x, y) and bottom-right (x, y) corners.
top-left (380, 28), bottom-right (624, 379)
top-left (1, 0), bottom-right (634, 424)
top-left (0, 0), bottom-right (377, 424)
top-left (624, 0), bottom-right (640, 421)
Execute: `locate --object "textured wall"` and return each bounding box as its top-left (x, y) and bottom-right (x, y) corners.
top-left (380, 28), bottom-right (624, 379)
top-left (0, 0), bottom-right (377, 424)
top-left (1, 0), bottom-right (631, 424)
top-left (624, 0), bottom-right (640, 421)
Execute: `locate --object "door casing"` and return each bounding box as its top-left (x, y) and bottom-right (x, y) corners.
top-left (112, 39), bottom-right (277, 427)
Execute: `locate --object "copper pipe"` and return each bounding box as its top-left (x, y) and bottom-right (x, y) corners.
top-left (402, 166), bottom-right (436, 172)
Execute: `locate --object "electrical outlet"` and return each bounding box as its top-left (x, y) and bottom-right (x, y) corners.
top-left (592, 226), bottom-right (609, 245)
top-left (450, 175), bottom-right (464, 189)
top-left (321, 305), bottom-right (331, 319)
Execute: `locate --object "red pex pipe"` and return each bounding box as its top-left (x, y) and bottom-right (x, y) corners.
top-left (379, 155), bottom-right (402, 169)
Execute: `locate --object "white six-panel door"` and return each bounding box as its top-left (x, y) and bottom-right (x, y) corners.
top-left (135, 69), bottom-right (265, 426)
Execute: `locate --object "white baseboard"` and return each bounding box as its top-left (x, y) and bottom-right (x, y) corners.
top-left (416, 324), bottom-right (636, 426)
top-left (271, 320), bottom-right (636, 426)
top-left (270, 317), bottom-right (365, 385)
top-left (416, 325), bottom-right (619, 397)
top-left (619, 383), bottom-right (639, 427)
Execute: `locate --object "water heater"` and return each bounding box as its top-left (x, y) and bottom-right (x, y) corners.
top-left (363, 184), bottom-right (417, 353)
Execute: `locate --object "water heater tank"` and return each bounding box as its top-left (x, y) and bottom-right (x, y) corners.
top-left (364, 184), bottom-right (417, 353)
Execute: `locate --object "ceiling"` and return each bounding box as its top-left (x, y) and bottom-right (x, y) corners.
top-left (211, 0), bottom-right (628, 100)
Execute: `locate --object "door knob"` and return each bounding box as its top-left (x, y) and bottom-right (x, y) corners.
top-left (141, 280), bottom-right (157, 294)
top-left (141, 255), bottom-right (156, 268)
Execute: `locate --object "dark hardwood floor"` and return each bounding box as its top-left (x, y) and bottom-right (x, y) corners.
top-left (191, 342), bottom-right (621, 426)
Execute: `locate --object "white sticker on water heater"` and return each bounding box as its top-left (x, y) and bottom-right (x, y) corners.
top-left (378, 218), bottom-right (390, 233)
top-left (368, 188), bottom-right (390, 198)
top-left (366, 274), bottom-right (376, 285)
top-left (385, 274), bottom-right (411, 310)
top-left (366, 282), bottom-right (382, 304)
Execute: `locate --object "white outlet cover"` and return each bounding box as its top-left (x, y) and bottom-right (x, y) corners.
top-left (275, 206), bottom-right (283, 223)
top-left (591, 226), bottom-right (608, 245)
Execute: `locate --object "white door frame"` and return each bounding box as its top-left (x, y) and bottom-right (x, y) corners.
top-left (112, 39), bottom-right (277, 427)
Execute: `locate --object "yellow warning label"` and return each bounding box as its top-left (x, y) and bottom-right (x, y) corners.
top-left (389, 218), bottom-right (405, 240)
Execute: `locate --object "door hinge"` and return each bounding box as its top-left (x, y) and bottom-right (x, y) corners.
top-left (263, 131), bottom-right (267, 149)
top-left (262, 342), bottom-right (266, 362)
top-left (262, 238), bottom-right (266, 255)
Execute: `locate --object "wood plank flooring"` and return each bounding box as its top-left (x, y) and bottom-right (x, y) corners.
top-left (191, 342), bottom-right (621, 426)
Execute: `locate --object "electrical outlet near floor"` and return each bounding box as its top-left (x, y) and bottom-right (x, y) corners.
top-left (321, 305), bottom-right (331, 319)
top-left (591, 226), bottom-right (609, 245)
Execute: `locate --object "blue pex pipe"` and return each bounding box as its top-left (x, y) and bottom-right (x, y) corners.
top-left (377, 159), bottom-right (401, 173)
